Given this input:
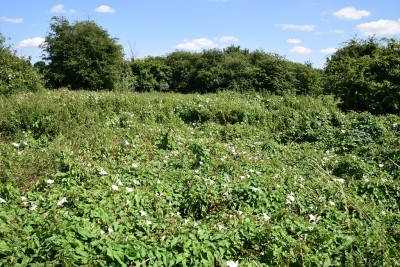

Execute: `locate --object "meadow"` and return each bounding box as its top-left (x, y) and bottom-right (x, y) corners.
top-left (0, 90), bottom-right (399, 266)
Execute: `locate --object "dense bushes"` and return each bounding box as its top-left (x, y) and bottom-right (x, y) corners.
top-left (324, 37), bottom-right (400, 114)
top-left (0, 33), bottom-right (44, 96)
top-left (130, 46), bottom-right (323, 95)
top-left (41, 17), bottom-right (132, 91)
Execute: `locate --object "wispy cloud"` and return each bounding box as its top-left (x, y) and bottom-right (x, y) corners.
top-left (18, 37), bottom-right (45, 48)
top-left (50, 4), bottom-right (76, 14)
top-left (281, 24), bottom-right (316, 31)
top-left (176, 38), bottom-right (218, 51)
top-left (357, 19), bottom-right (400, 36)
top-left (0, 16), bottom-right (23, 24)
top-left (333, 7), bottom-right (370, 20)
top-left (290, 46), bottom-right (312, 54)
top-left (287, 38), bottom-right (302, 44)
top-left (319, 48), bottom-right (337, 54)
top-left (95, 5), bottom-right (116, 14)
top-left (219, 36), bottom-right (239, 43)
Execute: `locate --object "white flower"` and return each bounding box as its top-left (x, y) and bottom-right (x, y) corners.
top-left (140, 210), bottom-right (147, 216)
top-left (30, 203), bottom-right (38, 210)
top-left (116, 179), bottom-right (123, 186)
top-left (146, 220), bottom-right (152, 225)
top-left (108, 228), bottom-right (114, 233)
top-left (132, 163), bottom-right (139, 169)
top-left (309, 214), bottom-right (316, 223)
top-left (226, 260), bottom-right (239, 267)
top-left (307, 226), bottom-right (314, 231)
top-left (329, 201), bottom-right (335, 206)
top-left (0, 197), bottom-right (6, 203)
top-left (124, 140), bottom-right (130, 146)
top-left (98, 168), bottom-right (108, 175)
top-left (378, 163), bottom-right (384, 168)
top-left (126, 187), bottom-right (134, 193)
top-left (57, 197), bottom-right (67, 206)
top-left (133, 179), bottom-right (140, 185)
top-left (100, 230), bottom-right (105, 235)
top-left (12, 142), bottom-right (20, 148)
top-left (46, 179), bottom-right (54, 184)
top-left (126, 199), bottom-right (131, 205)
top-left (157, 179), bottom-right (161, 184)
top-left (334, 178), bottom-right (345, 184)
top-left (111, 185), bottom-right (119, 191)
top-left (286, 192), bottom-right (295, 204)
top-left (21, 196), bottom-right (27, 201)
top-left (262, 213), bottom-right (271, 222)
top-left (218, 224), bottom-right (225, 230)
top-left (252, 187), bottom-right (260, 192)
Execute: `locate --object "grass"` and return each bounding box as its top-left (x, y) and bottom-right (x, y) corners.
top-left (0, 90), bottom-right (399, 266)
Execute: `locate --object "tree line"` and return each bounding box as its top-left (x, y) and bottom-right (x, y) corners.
top-left (1, 16), bottom-right (400, 114)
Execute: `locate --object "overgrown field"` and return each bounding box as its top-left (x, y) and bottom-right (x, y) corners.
top-left (0, 91), bottom-right (399, 266)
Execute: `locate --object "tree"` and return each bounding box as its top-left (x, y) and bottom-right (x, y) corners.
top-left (42, 17), bottom-right (132, 90)
top-left (0, 33), bottom-right (44, 95)
top-left (324, 37), bottom-right (400, 114)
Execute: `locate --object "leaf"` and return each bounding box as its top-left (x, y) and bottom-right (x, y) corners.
top-left (0, 241), bottom-right (12, 255)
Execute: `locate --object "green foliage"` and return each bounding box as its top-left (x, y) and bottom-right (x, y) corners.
top-left (42, 17), bottom-right (132, 91)
top-left (130, 57), bottom-right (172, 92)
top-left (0, 33), bottom-right (44, 96)
top-left (0, 91), bottom-right (399, 265)
top-left (324, 37), bottom-right (400, 114)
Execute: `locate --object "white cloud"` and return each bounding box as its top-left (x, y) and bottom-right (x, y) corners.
top-left (219, 36), bottom-right (239, 43)
top-left (287, 38), bottom-right (302, 44)
top-left (290, 46), bottom-right (312, 54)
top-left (0, 16), bottom-right (23, 24)
top-left (50, 4), bottom-right (76, 14)
top-left (333, 29), bottom-right (344, 34)
top-left (281, 24), bottom-right (316, 31)
top-left (357, 19), bottom-right (400, 36)
top-left (176, 38), bottom-right (218, 51)
top-left (95, 5), bottom-right (116, 14)
top-left (333, 7), bottom-right (370, 20)
top-left (319, 48), bottom-right (337, 54)
top-left (18, 37), bottom-right (45, 48)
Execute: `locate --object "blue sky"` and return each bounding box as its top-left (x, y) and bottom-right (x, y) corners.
top-left (1, 0), bottom-right (400, 68)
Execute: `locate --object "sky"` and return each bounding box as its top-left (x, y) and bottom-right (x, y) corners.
top-left (1, 0), bottom-right (400, 68)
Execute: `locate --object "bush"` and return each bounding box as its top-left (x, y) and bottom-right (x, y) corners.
top-left (0, 33), bottom-right (44, 96)
top-left (324, 37), bottom-right (400, 114)
top-left (42, 17), bottom-right (132, 91)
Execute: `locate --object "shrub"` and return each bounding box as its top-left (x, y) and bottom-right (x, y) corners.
top-left (0, 33), bottom-right (44, 96)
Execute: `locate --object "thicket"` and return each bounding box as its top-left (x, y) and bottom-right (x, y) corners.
top-left (0, 34), bottom-right (44, 96)
top-left (131, 46), bottom-right (323, 95)
top-left (40, 17), bottom-right (133, 91)
top-left (324, 37), bottom-right (400, 114)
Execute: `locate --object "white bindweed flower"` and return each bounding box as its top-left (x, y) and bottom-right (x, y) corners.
top-left (334, 178), bottom-right (345, 184)
top-left (140, 210), bottom-right (147, 216)
top-left (307, 226), bottom-right (314, 231)
top-left (100, 230), bottom-right (105, 235)
top-left (286, 192), bottom-right (295, 204)
top-left (126, 199), bottom-right (131, 205)
top-left (0, 197), bottom-right (6, 203)
top-left (157, 179), bottom-right (161, 184)
top-left (98, 168), bottom-right (108, 175)
top-left (252, 187), bottom-right (260, 192)
top-left (57, 197), bottom-right (67, 206)
top-left (30, 203), bottom-right (38, 210)
top-left (116, 179), bottom-right (123, 186)
top-left (329, 201), bottom-right (335, 206)
top-left (378, 163), bottom-right (384, 168)
top-left (21, 196), bottom-right (27, 201)
top-left (132, 163), bottom-right (139, 169)
top-left (309, 214), bottom-right (316, 223)
top-left (133, 179), bottom-right (140, 185)
top-left (146, 220), bottom-right (152, 225)
top-left (226, 260), bottom-right (239, 267)
top-left (218, 224), bottom-right (225, 230)
top-left (46, 179), bottom-right (54, 184)
top-left (111, 185), bottom-right (119, 191)
top-left (12, 142), bottom-right (20, 148)
top-left (126, 187), bottom-right (133, 193)
top-left (108, 228), bottom-right (114, 233)
top-left (124, 140), bottom-right (130, 146)
top-left (262, 213), bottom-right (271, 222)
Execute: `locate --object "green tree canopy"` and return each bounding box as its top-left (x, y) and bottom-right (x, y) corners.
top-left (324, 37), bottom-right (400, 114)
top-left (0, 33), bottom-right (44, 95)
top-left (42, 17), bottom-right (131, 90)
